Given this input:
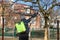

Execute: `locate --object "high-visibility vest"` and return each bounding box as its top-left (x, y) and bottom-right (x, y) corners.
top-left (15, 21), bottom-right (26, 33)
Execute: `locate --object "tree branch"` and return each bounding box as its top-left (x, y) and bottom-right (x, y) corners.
top-left (47, 2), bottom-right (60, 13)
top-left (24, 0), bottom-right (32, 2)
top-left (36, 0), bottom-right (45, 15)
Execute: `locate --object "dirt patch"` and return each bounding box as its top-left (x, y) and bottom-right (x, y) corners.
top-left (0, 37), bottom-right (18, 40)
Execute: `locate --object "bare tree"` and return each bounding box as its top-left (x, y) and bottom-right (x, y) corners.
top-left (22, 0), bottom-right (60, 40)
top-left (36, 0), bottom-right (60, 40)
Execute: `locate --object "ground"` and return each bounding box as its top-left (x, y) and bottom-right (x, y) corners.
top-left (0, 36), bottom-right (57, 40)
top-left (0, 36), bottom-right (43, 40)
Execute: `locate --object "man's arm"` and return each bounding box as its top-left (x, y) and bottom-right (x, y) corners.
top-left (26, 12), bottom-right (38, 23)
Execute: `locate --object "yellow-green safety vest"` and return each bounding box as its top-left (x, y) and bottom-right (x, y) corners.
top-left (15, 21), bottom-right (26, 33)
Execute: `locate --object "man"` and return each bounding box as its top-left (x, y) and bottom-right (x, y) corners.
top-left (15, 13), bottom-right (38, 40)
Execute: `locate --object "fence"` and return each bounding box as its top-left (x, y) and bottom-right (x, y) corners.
top-left (0, 27), bottom-right (60, 40)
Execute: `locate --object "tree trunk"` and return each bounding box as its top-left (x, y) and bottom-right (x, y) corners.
top-left (44, 28), bottom-right (48, 40)
top-left (44, 16), bottom-right (48, 40)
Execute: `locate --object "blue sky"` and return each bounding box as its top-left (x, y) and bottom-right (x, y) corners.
top-left (13, 0), bottom-right (36, 6)
top-left (12, 0), bottom-right (60, 11)
top-left (13, 0), bottom-right (60, 6)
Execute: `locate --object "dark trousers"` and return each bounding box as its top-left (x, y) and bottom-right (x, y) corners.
top-left (19, 32), bottom-right (29, 40)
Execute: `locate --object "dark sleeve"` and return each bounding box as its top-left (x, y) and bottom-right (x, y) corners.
top-left (14, 26), bottom-right (17, 37)
top-left (26, 13), bottom-right (38, 23)
top-left (31, 13), bottom-right (38, 18)
top-left (26, 18), bottom-right (31, 23)
top-left (14, 26), bottom-right (17, 34)
top-left (15, 27), bottom-right (17, 31)
top-left (21, 18), bottom-right (31, 23)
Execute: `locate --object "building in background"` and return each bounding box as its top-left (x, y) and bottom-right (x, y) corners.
top-left (0, 1), bottom-right (41, 30)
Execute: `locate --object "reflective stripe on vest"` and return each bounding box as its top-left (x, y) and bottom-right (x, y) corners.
top-left (15, 21), bottom-right (26, 33)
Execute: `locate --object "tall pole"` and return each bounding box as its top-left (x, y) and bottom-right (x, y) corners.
top-left (57, 20), bottom-right (59, 40)
top-left (2, 0), bottom-right (4, 40)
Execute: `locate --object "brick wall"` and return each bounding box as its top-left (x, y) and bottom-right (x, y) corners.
top-left (0, 2), bottom-right (41, 29)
